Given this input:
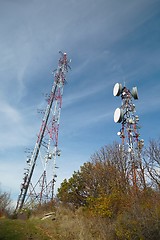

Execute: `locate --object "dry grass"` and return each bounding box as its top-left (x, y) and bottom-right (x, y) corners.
top-left (0, 204), bottom-right (115, 240)
top-left (35, 205), bottom-right (115, 240)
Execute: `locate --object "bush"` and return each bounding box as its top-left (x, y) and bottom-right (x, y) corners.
top-left (115, 191), bottom-right (160, 240)
top-left (0, 188), bottom-right (12, 217)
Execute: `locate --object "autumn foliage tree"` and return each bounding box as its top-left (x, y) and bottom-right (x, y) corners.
top-left (57, 141), bottom-right (160, 239)
top-left (57, 143), bottom-right (131, 216)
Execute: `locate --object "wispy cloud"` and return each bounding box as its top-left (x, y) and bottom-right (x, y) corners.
top-left (63, 80), bottom-right (112, 108)
top-left (0, 99), bottom-right (38, 149)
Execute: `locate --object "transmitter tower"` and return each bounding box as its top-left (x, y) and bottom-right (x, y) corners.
top-left (15, 52), bottom-right (71, 212)
top-left (113, 83), bottom-right (145, 191)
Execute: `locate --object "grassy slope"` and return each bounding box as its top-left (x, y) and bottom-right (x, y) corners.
top-left (34, 207), bottom-right (110, 240)
top-left (0, 219), bottom-right (50, 240)
top-left (0, 208), bottom-right (109, 240)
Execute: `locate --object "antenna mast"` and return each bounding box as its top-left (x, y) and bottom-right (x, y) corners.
top-left (113, 83), bottom-right (145, 191)
top-left (15, 52), bottom-right (71, 212)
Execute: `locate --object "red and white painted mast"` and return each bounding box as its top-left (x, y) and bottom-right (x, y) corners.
top-left (113, 83), bottom-right (145, 191)
top-left (15, 52), bottom-right (71, 211)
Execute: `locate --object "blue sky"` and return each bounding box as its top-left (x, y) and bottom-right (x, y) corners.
top-left (0, 0), bottom-right (160, 204)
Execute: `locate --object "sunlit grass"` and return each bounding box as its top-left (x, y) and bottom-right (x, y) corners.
top-left (0, 218), bottom-right (49, 240)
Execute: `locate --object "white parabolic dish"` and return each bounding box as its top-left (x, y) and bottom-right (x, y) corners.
top-left (114, 108), bottom-right (123, 123)
top-left (113, 83), bottom-right (122, 96)
top-left (131, 87), bottom-right (138, 100)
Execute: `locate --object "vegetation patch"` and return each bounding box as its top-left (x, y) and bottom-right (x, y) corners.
top-left (0, 219), bottom-right (49, 240)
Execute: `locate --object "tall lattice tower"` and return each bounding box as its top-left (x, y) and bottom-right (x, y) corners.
top-left (113, 83), bottom-right (145, 191)
top-left (15, 52), bottom-right (71, 212)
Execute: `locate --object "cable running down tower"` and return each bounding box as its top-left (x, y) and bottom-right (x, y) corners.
top-left (15, 52), bottom-right (71, 212)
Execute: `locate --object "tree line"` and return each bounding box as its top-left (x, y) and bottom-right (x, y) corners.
top-left (57, 139), bottom-right (160, 239)
top-left (1, 139), bottom-right (160, 239)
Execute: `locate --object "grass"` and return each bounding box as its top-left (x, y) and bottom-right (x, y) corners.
top-left (0, 206), bottom-right (115, 240)
top-left (34, 206), bottom-right (114, 240)
top-left (0, 218), bottom-right (50, 240)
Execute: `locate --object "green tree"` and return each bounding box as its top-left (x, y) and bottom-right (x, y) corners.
top-left (57, 171), bottom-right (87, 207)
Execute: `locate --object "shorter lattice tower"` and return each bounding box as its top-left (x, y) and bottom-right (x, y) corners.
top-left (113, 83), bottom-right (145, 191)
top-left (15, 52), bottom-right (71, 212)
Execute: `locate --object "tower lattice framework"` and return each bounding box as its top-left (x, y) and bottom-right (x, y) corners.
top-left (113, 83), bottom-right (145, 191)
top-left (15, 52), bottom-right (71, 212)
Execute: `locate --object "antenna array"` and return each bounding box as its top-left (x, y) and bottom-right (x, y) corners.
top-left (15, 52), bottom-right (71, 212)
top-left (113, 83), bottom-right (145, 190)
